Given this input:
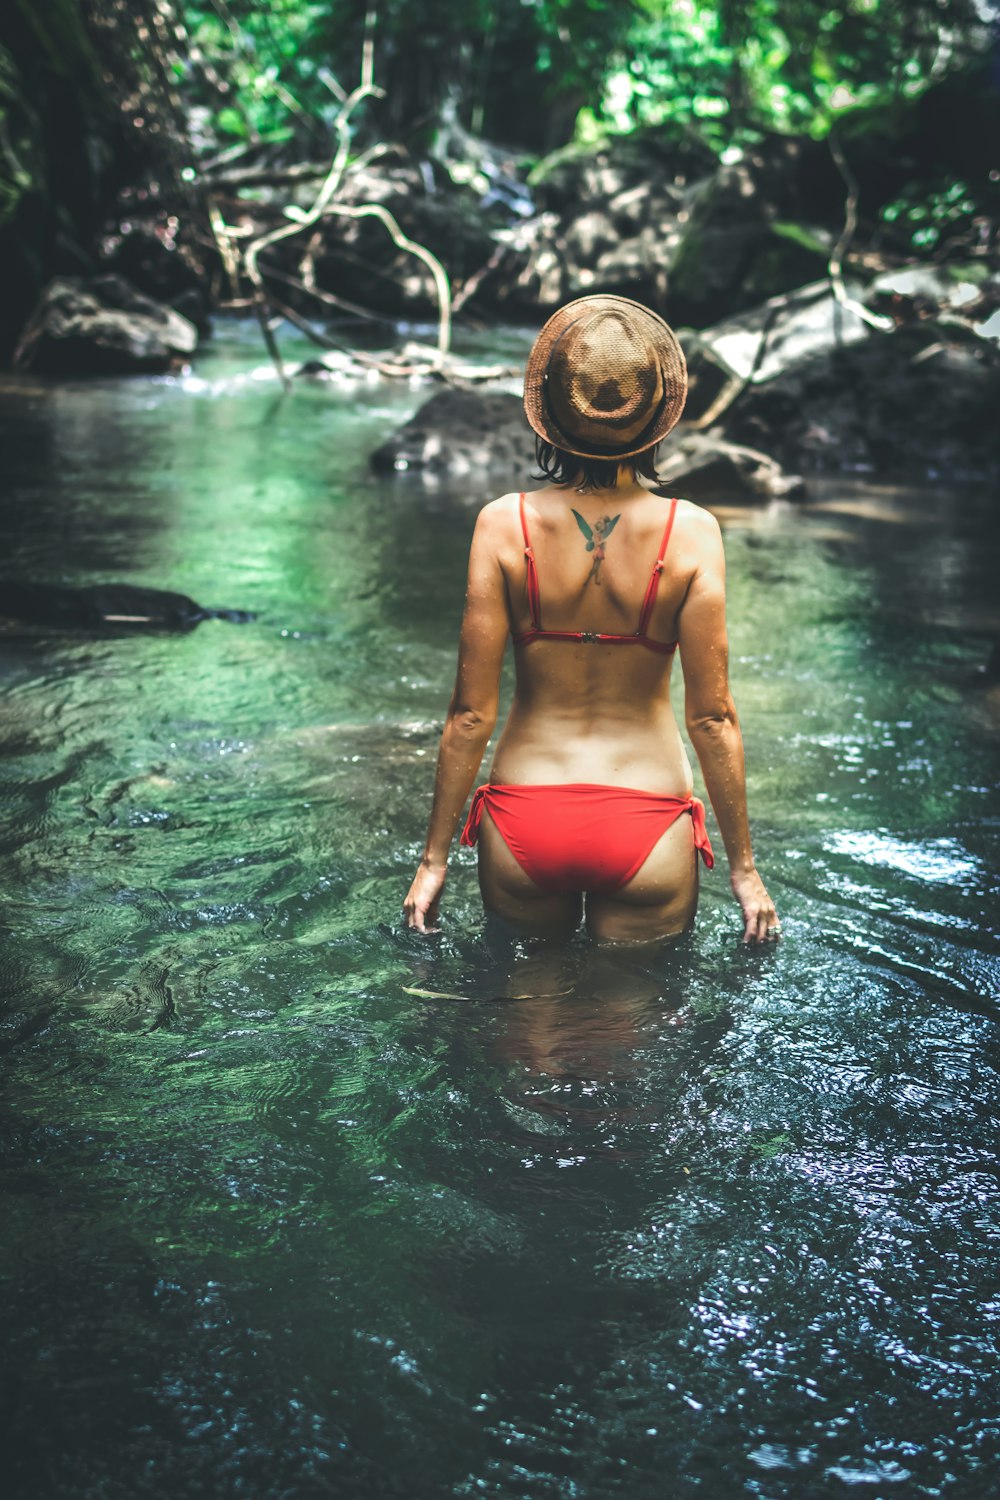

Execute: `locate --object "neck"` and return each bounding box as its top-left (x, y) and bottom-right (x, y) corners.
top-left (571, 466), bottom-right (647, 498)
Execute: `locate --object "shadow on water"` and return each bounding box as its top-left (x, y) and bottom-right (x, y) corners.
top-left (1, 321), bottom-right (999, 1499)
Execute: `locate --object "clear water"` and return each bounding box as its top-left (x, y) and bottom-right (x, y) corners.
top-left (2, 321), bottom-right (999, 1500)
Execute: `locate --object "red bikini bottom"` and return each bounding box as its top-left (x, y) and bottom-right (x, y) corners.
top-left (460, 782), bottom-right (714, 895)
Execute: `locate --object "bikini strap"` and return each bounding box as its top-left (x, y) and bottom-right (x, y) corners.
top-left (636, 497), bottom-right (678, 638)
top-left (518, 492), bottom-right (542, 632)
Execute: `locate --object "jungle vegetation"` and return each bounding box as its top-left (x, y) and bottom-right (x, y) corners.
top-left (0, 0), bottom-right (996, 355)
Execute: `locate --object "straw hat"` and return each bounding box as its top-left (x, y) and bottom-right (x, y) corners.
top-left (523, 294), bottom-right (687, 459)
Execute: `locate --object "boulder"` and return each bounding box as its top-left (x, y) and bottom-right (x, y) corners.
top-left (369, 388), bottom-right (533, 479)
top-left (864, 264), bottom-right (984, 317)
top-left (98, 209), bottom-right (214, 333)
top-left (654, 432), bottom-right (805, 502)
top-left (686, 281), bottom-right (871, 390)
top-left (725, 317), bottom-right (1000, 480)
top-left (485, 130), bottom-right (698, 313)
top-left (666, 166), bottom-right (831, 325)
top-left (14, 275), bottom-right (198, 375)
top-left (485, 132), bottom-right (832, 322)
top-left (369, 387), bottom-right (804, 504)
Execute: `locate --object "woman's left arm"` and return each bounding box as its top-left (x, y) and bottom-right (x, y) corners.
top-left (403, 500), bottom-right (512, 932)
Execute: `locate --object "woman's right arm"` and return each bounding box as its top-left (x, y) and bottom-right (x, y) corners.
top-left (402, 499), bottom-right (511, 933)
top-left (675, 507), bottom-right (780, 945)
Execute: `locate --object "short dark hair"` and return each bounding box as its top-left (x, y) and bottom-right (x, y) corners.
top-left (533, 437), bottom-right (662, 491)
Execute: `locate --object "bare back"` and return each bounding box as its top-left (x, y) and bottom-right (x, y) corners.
top-left (489, 484), bottom-right (700, 794)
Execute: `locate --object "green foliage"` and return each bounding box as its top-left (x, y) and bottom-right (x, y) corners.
top-left (173, 0), bottom-right (992, 158)
top-left (597, 0), bottom-right (991, 143)
top-left (880, 178), bottom-right (980, 253)
top-left (0, 43), bottom-right (35, 225)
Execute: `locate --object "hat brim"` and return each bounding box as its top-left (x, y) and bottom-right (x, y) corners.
top-left (523, 294), bottom-right (687, 459)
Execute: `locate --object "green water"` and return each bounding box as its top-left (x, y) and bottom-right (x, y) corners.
top-left (2, 321), bottom-right (999, 1499)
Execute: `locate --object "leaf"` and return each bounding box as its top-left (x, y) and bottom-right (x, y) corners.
top-left (215, 106), bottom-right (248, 139)
top-left (402, 985), bottom-right (470, 1002)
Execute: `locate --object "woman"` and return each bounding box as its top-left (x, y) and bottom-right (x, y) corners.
top-left (403, 294), bottom-right (780, 946)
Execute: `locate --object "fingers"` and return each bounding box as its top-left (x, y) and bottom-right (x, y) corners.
top-left (742, 901), bottom-right (782, 945)
top-left (402, 898), bottom-right (441, 934)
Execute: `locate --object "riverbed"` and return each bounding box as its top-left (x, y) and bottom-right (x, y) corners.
top-left (2, 320), bottom-right (998, 1499)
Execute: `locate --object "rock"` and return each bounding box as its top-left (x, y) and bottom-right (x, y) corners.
top-left (666, 166), bottom-right (831, 325)
top-left (977, 308), bottom-right (1000, 342)
top-left (678, 282), bottom-right (873, 429)
top-left (725, 317), bottom-right (1000, 481)
top-left (168, 288), bottom-right (212, 335)
top-left (370, 389), bottom-right (533, 479)
top-left (14, 275), bottom-right (199, 375)
top-left (865, 264), bottom-right (984, 315)
top-left (689, 281), bottom-right (871, 389)
top-left (98, 210), bottom-right (214, 333)
top-left (654, 432), bottom-right (805, 502)
top-left (0, 581), bottom-right (253, 632)
top-left (487, 131), bottom-right (832, 322)
top-left (368, 385), bottom-right (804, 503)
top-left (487, 130), bottom-right (697, 313)
top-left (528, 129), bottom-right (717, 213)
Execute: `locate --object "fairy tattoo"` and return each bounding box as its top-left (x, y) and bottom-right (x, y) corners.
top-left (572, 509), bottom-right (621, 585)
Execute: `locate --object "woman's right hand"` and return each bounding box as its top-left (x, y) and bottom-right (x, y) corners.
top-left (730, 867), bottom-right (781, 945)
top-left (403, 859), bottom-right (447, 934)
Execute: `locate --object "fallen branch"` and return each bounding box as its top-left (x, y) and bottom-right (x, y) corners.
top-left (200, 2), bottom-right (454, 387)
top-left (452, 239), bottom-right (513, 316)
top-left (261, 291), bottom-right (514, 381)
top-left (201, 162), bottom-right (339, 191)
top-left (206, 195), bottom-right (242, 298)
top-left (260, 264), bottom-right (400, 326)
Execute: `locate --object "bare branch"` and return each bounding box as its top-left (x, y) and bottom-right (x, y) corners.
top-left (827, 131), bottom-right (894, 333)
top-left (320, 202), bottom-right (452, 363)
top-left (361, 7), bottom-right (377, 94)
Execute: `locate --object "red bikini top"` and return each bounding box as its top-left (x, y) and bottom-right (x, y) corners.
top-left (512, 492), bottom-right (679, 655)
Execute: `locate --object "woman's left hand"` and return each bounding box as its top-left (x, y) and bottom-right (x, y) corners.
top-left (403, 860), bottom-right (447, 933)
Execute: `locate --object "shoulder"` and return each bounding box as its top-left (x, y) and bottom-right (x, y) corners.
top-left (471, 492), bottom-right (524, 553)
top-left (475, 492), bottom-right (521, 528)
top-left (673, 498), bottom-right (723, 560)
top-left (674, 498), bottom-right (721, 540)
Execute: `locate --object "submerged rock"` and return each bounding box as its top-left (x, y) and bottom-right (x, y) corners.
top-left (14, 275), bottom-right (199, 375)
top-left (370, 388), bottom-right (532, 478)
top-left (0, 581), bottom-right (253, 632)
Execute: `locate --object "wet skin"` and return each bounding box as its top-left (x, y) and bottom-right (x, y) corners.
top-left (405, 475), bottom-right (779, 946)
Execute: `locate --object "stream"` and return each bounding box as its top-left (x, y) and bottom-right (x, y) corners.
top-left (2, 319), bottom-right (998, 1499)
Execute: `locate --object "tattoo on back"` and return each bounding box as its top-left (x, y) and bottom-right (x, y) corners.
top-left (572, 509), bottom-right (621, 585)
